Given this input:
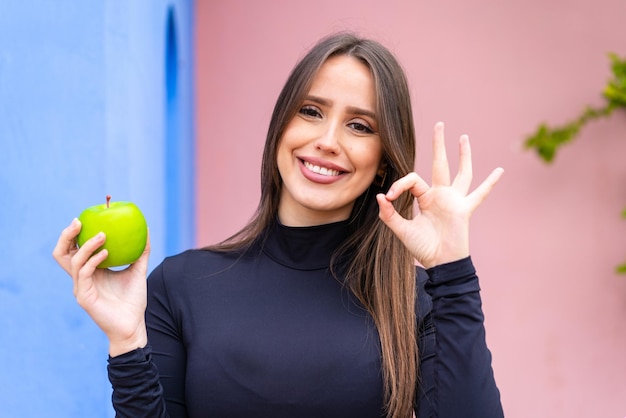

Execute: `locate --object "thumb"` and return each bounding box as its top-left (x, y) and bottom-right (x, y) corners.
top-left (129, 228), bottom-right (151, 276)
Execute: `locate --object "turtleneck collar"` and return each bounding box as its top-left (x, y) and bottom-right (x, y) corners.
top-left (260, 219), bottom-right (352, 271)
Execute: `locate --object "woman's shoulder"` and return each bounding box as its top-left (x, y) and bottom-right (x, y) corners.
top-left (163, 247), bottom-right (239, 263)
top-left (148, 246), bottom-right (254, 285)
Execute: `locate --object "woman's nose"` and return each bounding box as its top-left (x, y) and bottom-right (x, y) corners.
top-left (314, 122), bottom-right (341, 154)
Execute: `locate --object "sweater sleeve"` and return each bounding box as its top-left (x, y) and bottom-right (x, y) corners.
top-left (415, 257), bottom-right (503, 418)
top-left (107, 261), bottom-right (189, 417)
top-left (107, 345), bottom-right (168, 418)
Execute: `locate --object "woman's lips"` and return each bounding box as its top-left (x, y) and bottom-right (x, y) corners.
top-left (302, 160), bottom-right (341, 176)
top-left (298, 158), bottom-right (347, 184)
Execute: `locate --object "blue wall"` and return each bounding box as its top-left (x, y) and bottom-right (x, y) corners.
top-left (0, 1), bottom-right (194, 416)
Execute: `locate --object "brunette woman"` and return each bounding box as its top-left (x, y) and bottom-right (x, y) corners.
top-left (54, 32), bottom-right (504, 417)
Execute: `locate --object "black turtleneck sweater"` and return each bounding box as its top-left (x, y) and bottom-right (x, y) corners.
top-left (108, 221), bottom-right (503, 417)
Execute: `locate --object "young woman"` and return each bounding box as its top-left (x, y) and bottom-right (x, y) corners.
top-left (53, 33), bottom-right (504, 418)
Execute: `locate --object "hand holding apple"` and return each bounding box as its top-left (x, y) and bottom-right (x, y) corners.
top-left (52, 198), bottom-right (150, 356)
top-left (77, 195), bottom-right (148, 268)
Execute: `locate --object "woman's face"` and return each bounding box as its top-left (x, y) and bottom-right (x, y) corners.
top-left (276, 55), bottom-right (383, 226)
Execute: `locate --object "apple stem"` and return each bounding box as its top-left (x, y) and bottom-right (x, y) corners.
top-left (106, 195), bottom-right (111, 208)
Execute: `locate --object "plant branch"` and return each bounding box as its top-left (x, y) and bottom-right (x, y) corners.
top-left (524, 53), bottom-right (626, 162)
top-left (524, 53), bottom-right (626, 274)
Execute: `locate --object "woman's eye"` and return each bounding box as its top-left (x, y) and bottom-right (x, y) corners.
top-left (348, 121), bottom-right (375, 134)
top-left (299, 106), bottom-right (321, 118)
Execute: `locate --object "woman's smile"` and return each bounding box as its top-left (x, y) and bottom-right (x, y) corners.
top-left (302, 160), bottom-right (342, 177)
top-left (299, 157), bottom-right (348, 184)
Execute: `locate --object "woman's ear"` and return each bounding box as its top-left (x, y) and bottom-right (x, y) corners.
top-left (374, 160), bottom-right (388, 187)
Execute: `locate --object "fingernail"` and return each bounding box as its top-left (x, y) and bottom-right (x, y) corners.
top-left (97, 232), bottom-right (106, 240)
top-left (70, 218), bottom-right (79, 227)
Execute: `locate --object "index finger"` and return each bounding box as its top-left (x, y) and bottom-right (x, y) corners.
top-left (52, 218), bottom-right (81, 273)
top-left (385, 172), bottom-right (430, 201)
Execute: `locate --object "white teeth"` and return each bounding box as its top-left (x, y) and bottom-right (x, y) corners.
top-left (303, 161), bottom-right (340, 176)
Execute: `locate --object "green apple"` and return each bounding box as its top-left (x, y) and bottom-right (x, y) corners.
top-left (77, 195), bottom-right (148, 269)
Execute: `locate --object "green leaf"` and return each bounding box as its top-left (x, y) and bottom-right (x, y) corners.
top-left (617, 262), bottom-right (626, 274)
top-left (523, 109), bottom-right (603, 163)
top-left (525, 53), bottom-right (625, 163)
top-left (604, 53), bottom-right (626, 108)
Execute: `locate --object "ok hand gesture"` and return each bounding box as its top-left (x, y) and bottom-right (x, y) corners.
top-left (377, 122), bottom-right (503, 269)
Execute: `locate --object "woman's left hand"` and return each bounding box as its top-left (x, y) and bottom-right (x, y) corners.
top-left (376, 122), bottom-right (503, 269)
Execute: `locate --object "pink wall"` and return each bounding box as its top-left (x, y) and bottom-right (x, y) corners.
top-left (196, 1), bottom-right (626, 416)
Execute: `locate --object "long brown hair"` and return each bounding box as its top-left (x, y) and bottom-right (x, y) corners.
top-left (208, 33), bottom-right (417, 418)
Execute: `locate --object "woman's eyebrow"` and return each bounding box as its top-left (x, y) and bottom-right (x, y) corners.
top-left (305, 95), bottom-right (331, 107)
top-left (347, 105), bottom-right (377, 121)
top-left (305, 95), bottom-right (377, 120)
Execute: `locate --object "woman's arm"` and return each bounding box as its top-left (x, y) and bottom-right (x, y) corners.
top-left (106, 261), bottom-right (188, 417)
top-left (108, 345), bottom-right (168, 418)
top-left (145, 262), bottom-right (189, 416)
top-left (377, 122), bottom-right (504, 416)
top-left (52, 220), bottom-right (175, 416)
top-left (415, 258), bottom-right (503, 417)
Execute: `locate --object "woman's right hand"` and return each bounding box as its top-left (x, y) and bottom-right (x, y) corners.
top-left (52, 218), bottom-right (150, 357)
